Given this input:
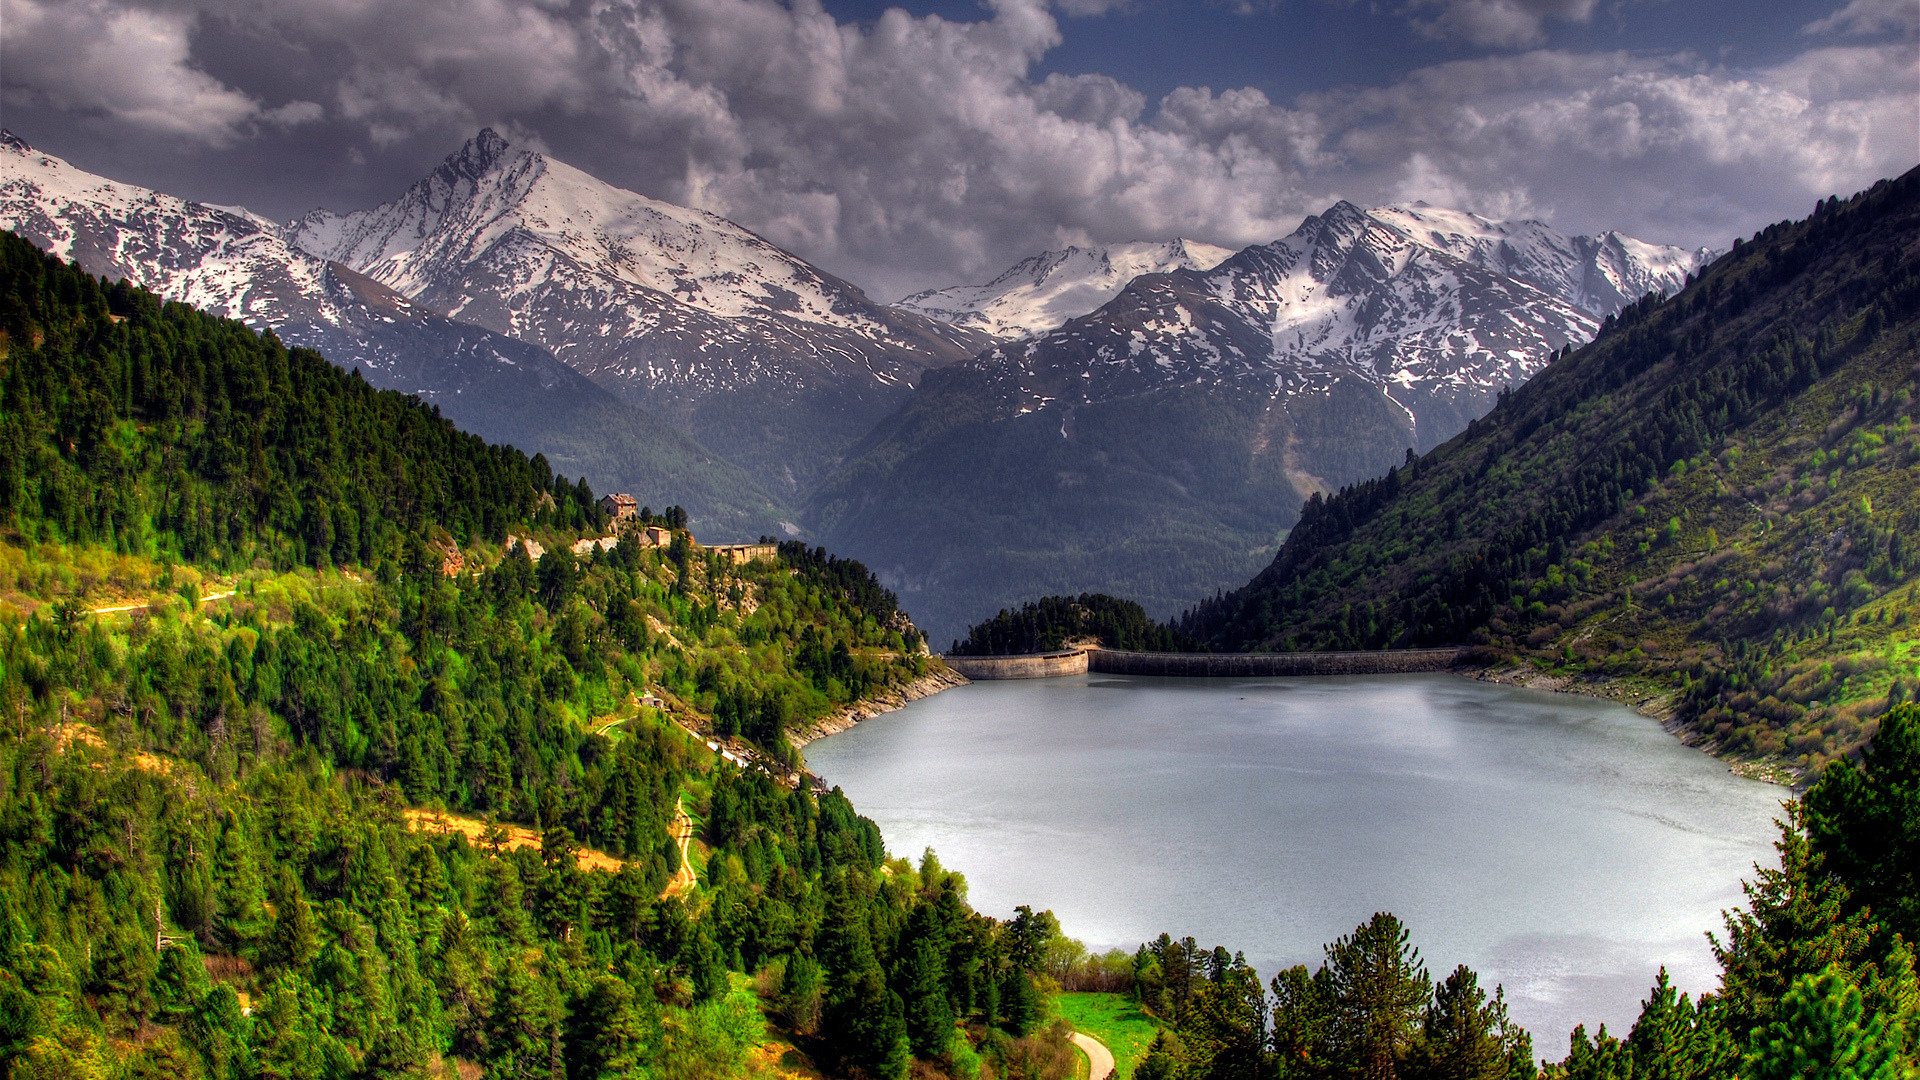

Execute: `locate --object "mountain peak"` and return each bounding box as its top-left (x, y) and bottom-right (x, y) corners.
top-left (0, 130), bottom-right (31, 153)
top-left (446, 127), bottom-right (516, 179)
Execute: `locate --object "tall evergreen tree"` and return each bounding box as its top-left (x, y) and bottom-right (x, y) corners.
top-left (1406, 965), bottom-right (1515, 1080)
top-left (1745, 967), bottom-right (1910, 1080)
top-left (1324, 913), bottom-right (1432, 1080)
top-left (1804, 703), bottom-right (1920, 941)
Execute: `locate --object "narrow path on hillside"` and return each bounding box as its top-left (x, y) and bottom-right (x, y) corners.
top-left (88, 588), bottom-right (238, 615)
top-left (661, 797), bottom-right (697, 900)
top-left (1072, 1031), bottom-right (1116, 1080)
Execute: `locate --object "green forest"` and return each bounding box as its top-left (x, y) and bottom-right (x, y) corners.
top-left (0, 232), bottom-right (1078, 1078)
top-left (4, 180), bottom-right (1917, 1080)
top-left (948, 594), bottom-right (1188, 656)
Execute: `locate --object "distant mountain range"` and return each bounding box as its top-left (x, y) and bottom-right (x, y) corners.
top-left (0, 126), bottom-right (1713, 640)
top-left (809, 201), bottom-right (1712, 641)
top-left (897, 239), bottom-right (1233, 339)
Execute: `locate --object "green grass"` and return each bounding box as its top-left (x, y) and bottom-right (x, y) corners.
top-left (1056, 992), bottom-right (1164, 1080)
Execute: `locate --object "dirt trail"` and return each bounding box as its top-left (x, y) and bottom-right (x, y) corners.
top-left (661, 797), bottom-right (697, 900)
top-left (87, 588), bottom-right (237, 615)
top-left (1072, 1032), bottom-right (1116, 1080)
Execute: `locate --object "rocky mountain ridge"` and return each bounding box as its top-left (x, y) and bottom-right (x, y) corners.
top-left (805, 199), bottom-right (1714, 642)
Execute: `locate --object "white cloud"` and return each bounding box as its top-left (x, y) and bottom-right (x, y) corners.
top-left (0, 0), bottom-right (306, 144)
top-left (1402, 0), bottom-right (1600, 48)
top-left (1803, 0), bottom-right (1920, 36)
top-left (1, 0), bottom-right (1911, 295)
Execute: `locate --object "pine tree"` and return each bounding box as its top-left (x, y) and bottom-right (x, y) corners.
top-left (1712, 806), bottom-right (1877, 1038)
top-left (264, 868), bottom-right (318, 973)
top-left (1745, 967), bottom-right (1909, 1080)
top-left (1622, 968), bottom-right (1738, 1079)
top-left (826, 964), bottom-right (910, 1080)
top-left (896, 911), bottom-right (955, 1058)
top-left (1271, 964), bottom-right (1333, 1080)
top-left (1804, 702), bottom-right (1920, 942)
top-left (565, 976), bottom-right (655, 1079)
top-left (1407, 965), bottom-right (1511, 1080)
top-left (1324, 913), bottom-right (1433, 1080)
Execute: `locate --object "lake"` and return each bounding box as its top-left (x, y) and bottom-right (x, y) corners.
top-left (804, 671), bottom-right (1784, 1045)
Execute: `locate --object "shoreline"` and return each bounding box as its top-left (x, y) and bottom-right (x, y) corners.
top-left (1461, 662), bottom-right (1798, 787)
top-left (797, 650), bottom-right (1797, 789)
top-left (791, 663), bottom-right (970, 757)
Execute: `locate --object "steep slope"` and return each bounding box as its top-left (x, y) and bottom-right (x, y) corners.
top-left (897, 238), bottom-right (1233, 339)
top-left (0, 132), bottom-right (781, 536)
top-left (290, 129), bottom-right (989, 491)
top-left (0, 232), bottom-right (1064, 1080)
top-left (809, 201), bottom-right (1709, 644)
top-left (1183, 171), bottom-right (1920, 776)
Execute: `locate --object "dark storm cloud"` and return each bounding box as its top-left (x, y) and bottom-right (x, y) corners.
top-left (1, 0), bottom-right (1913, 297)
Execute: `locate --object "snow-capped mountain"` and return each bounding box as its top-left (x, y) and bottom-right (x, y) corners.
top-left (806, 199), bottom-right (1716, 643)
top-left (897, 238), bottom-right (1233, 339)
top-left (0, 130), bottom-right (355, 336)
top-left (965, 200), bottom-right (1712, 440)
top-left (289, 129), bottom-right (988, 490)
top-left (0, 131), bottom-right (781, 534)
top-left (1364, 203), bottom-right (1713, 320)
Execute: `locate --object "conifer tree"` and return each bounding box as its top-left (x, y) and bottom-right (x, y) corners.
top-left (897, 906), bottom-right (955, 1058)
top-left (1805, 703), bottom-right (1920, 942)
top-left (1745, 967), bottom-right (1909, 1080)
top-left (1325, 913), bottom-right (1432, 1080)
top-left (1406, 965), bottom-right (1512, 1080)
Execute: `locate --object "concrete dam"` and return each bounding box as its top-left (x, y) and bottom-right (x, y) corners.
top-left (942, 646), bottom-right (1464, 680)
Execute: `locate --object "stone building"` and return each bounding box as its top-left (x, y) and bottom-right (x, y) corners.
top-left (598, 493), bottom-right (640, 523)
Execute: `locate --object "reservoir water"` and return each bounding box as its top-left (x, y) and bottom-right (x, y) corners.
top-left (804, 672), bottom-right (1783, 1045)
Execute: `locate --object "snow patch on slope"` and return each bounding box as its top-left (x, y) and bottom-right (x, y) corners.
top-left (898, 238), bottom-right (1233, 339)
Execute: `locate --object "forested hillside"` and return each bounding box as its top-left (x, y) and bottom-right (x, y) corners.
top-left (949, 594), bottom-right (1189, 656)
top-left (0, 233), bottom-right (1075, 1078)
top-left (1181, 170), bottom-right (1920, 776)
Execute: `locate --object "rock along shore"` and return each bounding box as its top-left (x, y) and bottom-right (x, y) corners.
top-left (791, 663), bottom-right (970, 754)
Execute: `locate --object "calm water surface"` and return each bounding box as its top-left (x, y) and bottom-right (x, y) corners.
top-left (805, 672), bottom-right (1783, 1044)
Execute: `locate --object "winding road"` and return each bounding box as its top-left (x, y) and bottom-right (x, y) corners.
top-left (661, 797), bottom-right (697, 900)
top-left (1071, 1031), bottom-right (1115, 1080)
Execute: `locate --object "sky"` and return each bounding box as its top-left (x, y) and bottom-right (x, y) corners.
top-left (2, 0), bottom-right (1915, 299)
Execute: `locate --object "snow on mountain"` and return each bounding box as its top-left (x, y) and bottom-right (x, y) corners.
top-left (0, 130), bottom-right (349, 336)
top-left (0, 130), bottom-right (781, 534)
top-left (805, 199), bottom-right (1717, 640)
top-left (289, 130), bottom-right (988, 489)
top-left (966, 199), bottom-right (1715, 440)
top-left (1365, 202), bottom-right (1714, 319)
top-left (897, 238), bottom-right (1234, 339)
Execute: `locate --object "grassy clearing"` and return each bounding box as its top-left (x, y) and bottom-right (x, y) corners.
top-left (1056, 992), bottom-right (1163, 1080)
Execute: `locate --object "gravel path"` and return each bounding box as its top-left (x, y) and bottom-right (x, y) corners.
top-left (1071, 1031), bottom-right (1116, 1080)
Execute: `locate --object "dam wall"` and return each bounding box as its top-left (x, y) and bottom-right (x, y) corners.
top-left (941, 647), bottom-right (1463, 680)
top-left (943, 650), bottom-right (1091, 680)
top-left (1089, 647), bottom-right (1463, 677)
